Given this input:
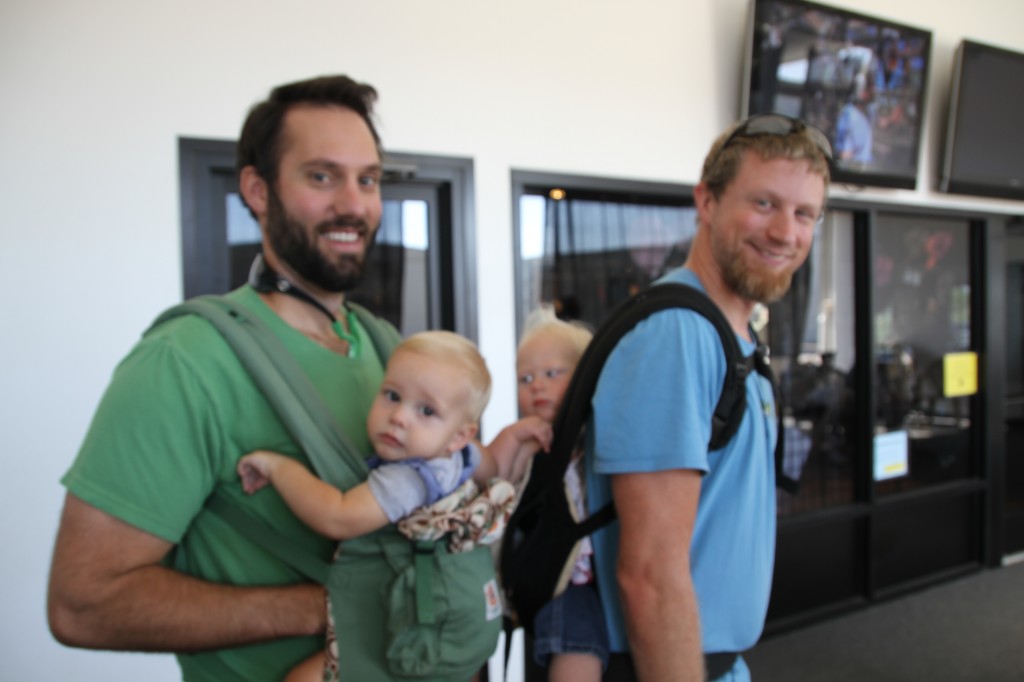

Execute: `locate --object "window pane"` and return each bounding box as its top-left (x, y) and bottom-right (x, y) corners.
top-left (517, 191), bottom-right (696, 330)
top-left (770, 211), bottom-right (858, 516)
top-left (226, 192), bottom-right (262, 289)
top-left (872, 213), bottom-right (973, 496)
top-left (349, 198), bottom-right (430, 334)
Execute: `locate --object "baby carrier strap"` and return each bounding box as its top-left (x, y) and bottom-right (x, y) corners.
top-left (500, 282), bottom-right (782, 638)
top-left (147, 294), bottom-right (399, 488)
top-left (148, 288), bottom-right (403, 577)
top-left (146, 292), bottom-right (403, 576)
top-left (557, 283), bottom-right (751, 455)
top-left (528, 282), bottom-right (758, 528)
top-left (346, 300), bottom-right (404, 374)
top-left (146, 291), bottom-right (403, 575)
top-left (204, 492), bottom-right (330, 584)
top-left (149, 294), bottom-right (500, 680)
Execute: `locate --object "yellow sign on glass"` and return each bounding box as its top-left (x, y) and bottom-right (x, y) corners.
top-left (943, 352), bottom-right (978, 397)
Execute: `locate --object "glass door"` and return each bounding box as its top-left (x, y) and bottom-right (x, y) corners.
top-left (871, 214), bottom-right (974, 495)
top-left (764, 209), bottom-right (866, 626)
top-left (770, 210), bottom-right (858, 516)
top-left (1004, 229), bottom-right (1024, 557)
top-left (869, 212), bottom-right (981, 591)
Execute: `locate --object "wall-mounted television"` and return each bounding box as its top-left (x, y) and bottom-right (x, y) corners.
top-left (741, 0), bottom-right (932, 190)
top-left (939, 40), bottom-right (1024, 201)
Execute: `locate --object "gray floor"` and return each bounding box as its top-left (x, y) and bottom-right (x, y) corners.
top-left (745, 561), bottom-right (1024, 681)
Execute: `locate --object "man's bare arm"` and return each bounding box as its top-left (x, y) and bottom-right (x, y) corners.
top-left (47, 493), bottom-right (325, 652)
top-left (613, 469), bottom-right (704, 682)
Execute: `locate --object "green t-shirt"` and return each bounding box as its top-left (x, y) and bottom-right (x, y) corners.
top-left (62, 286), bottom-right (387, 681)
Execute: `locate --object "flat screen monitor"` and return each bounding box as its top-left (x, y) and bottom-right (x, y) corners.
top-left (940, 40), bottom-right (1024, 201)
top-left (741, 0), bottom-right (931, 190)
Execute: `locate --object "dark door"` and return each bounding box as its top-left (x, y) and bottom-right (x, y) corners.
top-left (1004, 230), bottom-right (1024, 556)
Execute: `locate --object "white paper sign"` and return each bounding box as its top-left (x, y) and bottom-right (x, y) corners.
top-left (874, 430), bottom-right (910, 481)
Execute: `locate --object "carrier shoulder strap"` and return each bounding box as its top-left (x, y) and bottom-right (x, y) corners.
top-left (752, 335), bottom-right (793, 493)
top-left (499, 282), bottom-right (771, 667)
top-left (346, 300), bottom-right (403, 367)
top-left (543, 283), bottom-right (777, 531)
top-left (205, 492), bottom-right (330, 583)
top-left (549, 283), bottom-right (750, 472)
top-left (148, 294), bottom-right (399, 485)
top-left (146, 293), bottom-right (402, 579)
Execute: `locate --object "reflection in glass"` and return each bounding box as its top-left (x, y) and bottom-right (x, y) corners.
top-left (517, 196), bottom-right (865, 518)
top-left (517, 192), bottom-right (695, 330)
top-left (768, 211), bottom-right (857, 516)
top-left (363, 198), bottom-right (429, 333)
top-left (872, 214), bottom-right (973, 496)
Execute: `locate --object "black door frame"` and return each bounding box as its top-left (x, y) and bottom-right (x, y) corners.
top-left (178, 139), bottom-right (478, 340)
top-left (507, 170), bottom-right (1018, 631)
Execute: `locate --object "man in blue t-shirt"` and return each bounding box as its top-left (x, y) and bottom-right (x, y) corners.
top-left (586, 114), bottom-right (832, 681)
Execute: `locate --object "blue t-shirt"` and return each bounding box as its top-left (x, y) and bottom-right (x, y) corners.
top-left (585, 268), bottom-right (777, 657)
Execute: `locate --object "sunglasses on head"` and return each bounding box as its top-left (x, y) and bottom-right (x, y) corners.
top-left (719, 113), bottom-right (833, 161)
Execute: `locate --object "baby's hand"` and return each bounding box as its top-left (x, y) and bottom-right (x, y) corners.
top-left (515, 415), bottom-right (554, 453)
top-left (237, 450), bottom-right (281, 494)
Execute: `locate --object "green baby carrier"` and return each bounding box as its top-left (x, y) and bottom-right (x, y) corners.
top-left (151, 295), bottom-right (502, 681)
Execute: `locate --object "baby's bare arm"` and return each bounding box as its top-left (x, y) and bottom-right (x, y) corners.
top-left (237, 451), bottom-right (389, 540)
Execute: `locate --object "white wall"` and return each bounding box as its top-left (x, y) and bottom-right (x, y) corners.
top-left (3, 0), bottom-right (1023, 678)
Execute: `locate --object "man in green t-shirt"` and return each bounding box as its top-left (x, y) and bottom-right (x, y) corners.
top-left (47, 75), bottom-right (391, 682)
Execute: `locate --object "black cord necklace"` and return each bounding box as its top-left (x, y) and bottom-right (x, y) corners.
top-left (247, 253), bottom-right (360, 356)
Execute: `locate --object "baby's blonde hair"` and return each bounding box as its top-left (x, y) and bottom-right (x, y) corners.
top-left (517, 306), bottom-right (593, 365)
top-left (394, 331), bottom-right (492, 422)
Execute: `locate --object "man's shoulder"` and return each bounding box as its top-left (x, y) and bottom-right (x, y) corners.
top-left (613, 300), bottom-right (728, 362)
top-left (656, 266), bottom-right (703, 291)
top-left (130, 290), bottom-right (271, 373)
top-left (146, 288), bottom-right (270, 340)
top-left (624, 272), bottom-right (738, 356)
top-left (597, 282), bottom-right (730, 403)
top-left (142, 303), bottom-right (235, 353)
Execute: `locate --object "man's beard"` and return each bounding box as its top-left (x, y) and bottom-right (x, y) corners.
top-left (712, 227), bottom-right (797, 305)
top-left (264, 187), bottom-right (377, 293)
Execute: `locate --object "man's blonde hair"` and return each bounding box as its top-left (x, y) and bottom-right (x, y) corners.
top-left (700, 120), bottom-right (831, 201)
top-left (394, 331), bottom-right (492, 422)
